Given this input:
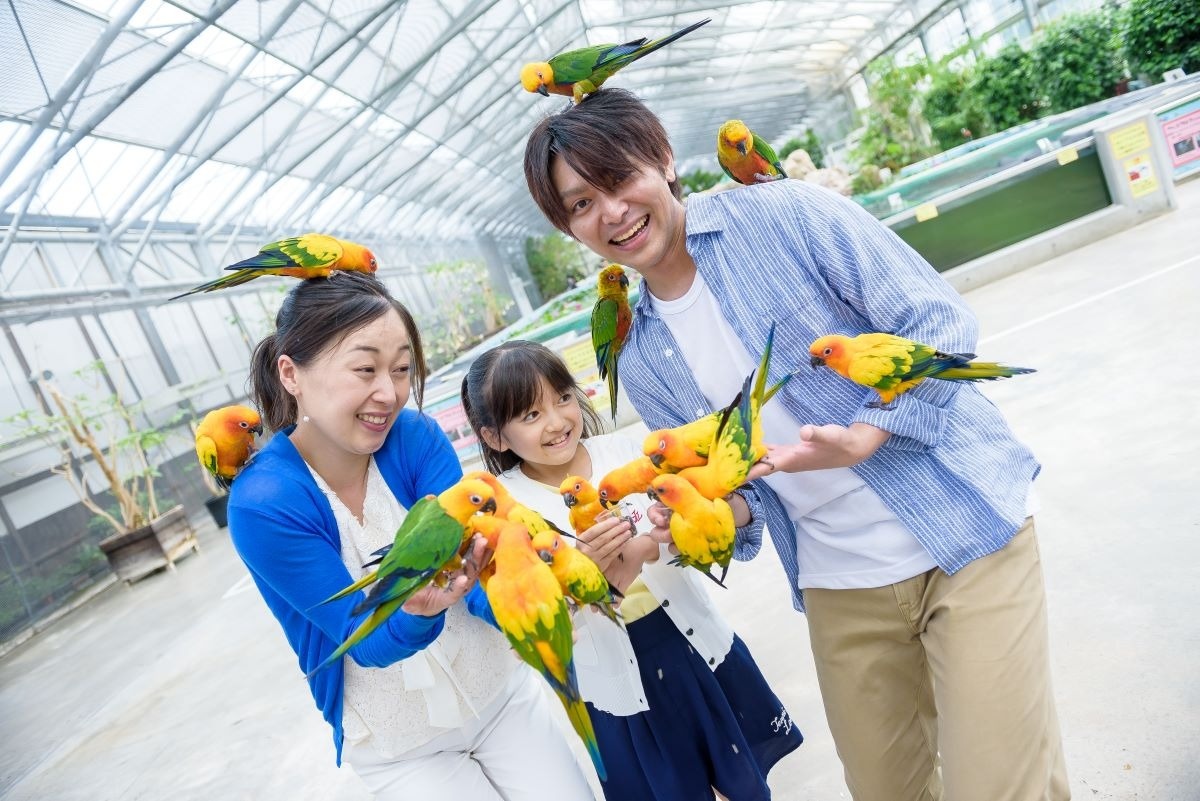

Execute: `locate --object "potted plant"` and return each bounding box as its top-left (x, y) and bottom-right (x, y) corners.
top-left (15, 366), bottom-right (199, 585)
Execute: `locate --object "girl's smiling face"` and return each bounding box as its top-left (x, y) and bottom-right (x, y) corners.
top-left (492, 376), bottom-right (588, 485)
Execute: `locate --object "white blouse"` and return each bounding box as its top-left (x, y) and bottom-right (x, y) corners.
top-left (497, 434), bottom-right (736, 716)
top-left (308, 458), bottom-right (516, 758)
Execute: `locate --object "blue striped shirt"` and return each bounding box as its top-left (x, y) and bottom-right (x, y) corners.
top-left (619, 179), bottom-right (1039, 611)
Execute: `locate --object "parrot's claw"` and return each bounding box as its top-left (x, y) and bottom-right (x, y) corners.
top-left (754, 173), bottom-right (783, 183)
top-left (865, 400), bottom-right (898, 411)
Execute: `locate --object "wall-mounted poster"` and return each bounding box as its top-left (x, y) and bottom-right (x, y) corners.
top-left (1158, 96), bottom-right (1200, 181)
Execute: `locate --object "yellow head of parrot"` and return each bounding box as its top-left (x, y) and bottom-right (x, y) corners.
top-left (719, 119), bottom-right (751, 156)
top-left (648, 473), bottom-right (686, 507)
top-left (598, 263), bottom-right (628, 290)
top-left (520, 62), bottom-right (553, 95)
top-left (809, 334), bottom-right (850, 370)
top-left (207, 405), bottom-right (263, 438)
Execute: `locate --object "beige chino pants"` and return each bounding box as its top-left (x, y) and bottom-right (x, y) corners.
top-left (804, 519), bottom-right (1070, 801)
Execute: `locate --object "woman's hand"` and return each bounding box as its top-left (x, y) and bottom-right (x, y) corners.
top-left (576, 515), bottom-right (634, 572)
top-left (401, 534), bottom-right (492, 617)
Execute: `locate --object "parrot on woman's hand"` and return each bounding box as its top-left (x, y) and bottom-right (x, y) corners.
top-left (531, 528), bottom-right (623, 627)
top-left (591, 264), bottom-right (632, 421)
top-left (597, 455), bottom-right (660, 508)
top-left (486, 522), bottom-right (607, 781)
top-left (809, 333), bottom-right (1036, 409)
top-left (717, 120), bottom-right (788, 185)
top-left (194, 405), bottom-right (262, 489)
top-left (648, 473), bottom-right (735, 588)
top-left (305, 478), bottom-right (497, 678)
top-left (462, 470), bottom-right (569, 539)
top-left (169, 234), bottom-right (378, 300)
top-left (559, 475), bottom-right (606, 536)
top-left (521, 18), bottom-right (711, 104)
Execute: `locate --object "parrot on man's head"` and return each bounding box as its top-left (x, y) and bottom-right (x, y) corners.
top-left (717, 119), bottom-right (787, 186)
top-left (809, 333), bottom-right (1036, 409)
top-left (521, 18), bottom-right (711, 104)
top-left (591, 264), bottom-right (632, 421)
top-left (194, 405), bottom-right (262, 489)
top-left (169, 234), bottom-right (377, 300)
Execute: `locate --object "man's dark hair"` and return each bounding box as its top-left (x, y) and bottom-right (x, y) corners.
top-left (524, 88), bottom-right (680, 234)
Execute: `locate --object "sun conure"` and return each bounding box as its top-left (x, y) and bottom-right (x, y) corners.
top-left (486, 521), bottom-right (607, 781)
top-left (676, 373), bottom-right (757, 503)
top-left (591, 264), bottom-right (632, 421)
top-left (717, 119), bottom-right (787, 185)
top-left (521, 18), bottom-right (710, 104)
top-left (194, 405), bottom-right (262, 489)
top-left (306, 478), bottom-right (497, 677)
top-left (809, 332), bottom-right (1036, 409)
top-left (558, 475), bottom-right (606, 536)
top-left (169, 233), bottom-right (377, 299)
top-left (530, 527), bottom-right (622, 627)
top-left (597, 455), bottom-right (660, 509)
top-left (648, 473), bottom-right (735, 588)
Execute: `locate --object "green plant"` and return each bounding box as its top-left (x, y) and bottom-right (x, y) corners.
top-left (779, 131), bottom-right (826, 168)
top-left (524, 233), bottom-right (589, 300)
top-left (778, 138), bottom-right (804, 160)
top-left (421, 259), bottom-right (516, 369)
top-left (1123, 0), bottom-right (1200, 81)
top-left (851, 164), bottom-right (884, 195)
top-left (851, 56), bottom-right (935, 172)
top-left (1031, 11), bottom-right (1123, 113)
top-left (922, 59), bottom-right (989, 151)
top-left (969, 43), bottom-right (1045, 132)
top-left (678, 168), bottom-right (723, 195)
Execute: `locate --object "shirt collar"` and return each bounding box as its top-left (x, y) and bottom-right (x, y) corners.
top-left (683, 191), bottom-right (726, 236)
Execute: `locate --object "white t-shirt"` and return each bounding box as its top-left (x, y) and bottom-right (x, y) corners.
top-left (650, 273), bottom-right (939, 590)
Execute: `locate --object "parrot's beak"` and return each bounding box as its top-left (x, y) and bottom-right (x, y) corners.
top-left (251, 423), bottom-right (263, 435)
top-left (736, 140), bottom-right (748, 156)
top-left (619, 274), bottom-right (629, 289)
top-left (646, 487), bottom-right (659, 502)
top-left (809, 356), bottom-right (825, 368)
top-left (537, 84), bottom-right (549, 97)
top-left (481, 498), bottom-right (497, 514)
top-left (537, 549), bottom-right (553, 564)
top-left (648, 453), bottom-right (665, 468)
top-left (562, 493), bottom-right (577, 508)
top-left (599, 496), bottom-right (612, 509)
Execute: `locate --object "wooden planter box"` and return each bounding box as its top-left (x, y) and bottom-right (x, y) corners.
top-left (98, 505), bottom-right (200, 585)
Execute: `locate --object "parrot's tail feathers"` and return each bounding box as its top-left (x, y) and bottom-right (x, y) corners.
top-left (608, 369), bottom-right (619, 422)
top-left (214, 474), bottom-right (233, 492)
top-left (596, 601), bottom-right (624, 628)
top-left (751, 322), bottom-right (777, 408)
top-left (625, 17), bottom-right (710, 68)
top-left (314, 571), bottom-right (378, 607)
top-left (938, 364), bottom-right (1036, 381)
top-left (564, 698), bottom-right (607, 782)
top-left (762, 372), bottom-right (794, 406)
top-left (224, 249), bottom-right (293, 272)
top-left (361, 543), bottom-right (392, 568)
top-left (168, 269), bottom-right (260, 300)
top-left (697, 564), bottom-right (729, 589)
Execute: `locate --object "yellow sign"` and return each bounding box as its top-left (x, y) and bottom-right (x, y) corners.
top-left (1109, 121), bottom-right (1151, 159)
top-left (1056, 148), bottom-right (1079, 165)
top-left (561, 339), bottom-right (595, 374)
top-left (1124, 156), bottom-right (1159, 197)
top-left (914, 203), bottom-right (939, 222)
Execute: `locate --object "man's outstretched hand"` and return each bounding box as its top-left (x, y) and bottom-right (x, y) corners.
top-left (747, 423), bottom-right (890, 479)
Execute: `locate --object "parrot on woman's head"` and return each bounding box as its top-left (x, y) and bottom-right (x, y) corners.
top-left (305, 478), bottom-right (497, 678)
top-left (486, 521), bottom-right (607, 781)
top-left (591, 263), bottom-right (632, 421)
top-left (648, 473), bottom-right (735, 588)
top-left (169, 234), bottom-right (377, 300)
top-left (717, 119), bottom-right (787, 186)
top-left (809, 333), bottom-right (1036, 409)
top-left (521, 18), bottom-right (711, 104)
top-left (194, 405), bottom-right (262, 489)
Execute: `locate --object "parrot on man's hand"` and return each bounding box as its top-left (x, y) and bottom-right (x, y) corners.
top-left (559, 475), bottom-right (607, 537)
top-left (194, 405), bottom-right (262, 489)
top-left (531, 528), bottom-right (622, 627)
top-left (591, 264), bottom-right (632, 421)
top-left (521, 18), bottom-right (710, 104)
top-left (597, 455), bottom-right (660, 509)
top-left (676, 375), bottom-right (758, 502)
top-left (809, 333), bottom-right (1036, 409)
top-left (306, 478), bottom-right (497, 678)
top-left (486, 521), bottom-right (607, 781)
top-left (717, 119), bottom-right (788, 185)
top-left (648, 473), bottom-right (735, 588)
top-left (170, 234), bottom-right (377, 299)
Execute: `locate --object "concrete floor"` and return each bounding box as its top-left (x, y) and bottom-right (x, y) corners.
top-left (2, 180), bottom-right (1198, 800)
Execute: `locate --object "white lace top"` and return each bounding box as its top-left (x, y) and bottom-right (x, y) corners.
top-left (308, 458), bottom-right (516, 758)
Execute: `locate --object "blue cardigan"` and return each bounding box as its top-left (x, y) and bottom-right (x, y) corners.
top-left (228, 409), bottom-right (495, 764)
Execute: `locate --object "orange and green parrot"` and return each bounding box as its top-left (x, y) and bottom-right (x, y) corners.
top-left (486, 521), bottom-right (606, 781)
top-left (307, 478), bottom-right (497, 677)
top-left (169, 234), bottom-right (378, 300)
top-left (809, 333), bottom-right (1036, 409)
top-left (591, 264), bottom-right (633, 421)
top-left (597, 455), bottom-right (660, 509)
top-left (717, 119), bottom-right (788, 185)
top-left (676, 374), bottom-right (758, 503)
top-left (558, 475), bottom-right (606, 536)
top-left (521, 18), bottom-right (710, 104)
top-left (194, 405), bottom-right (262, 489)
top-left (648, 473), bottom-right (735, 588)
top-left (530, 528), bottom-right (622, 627)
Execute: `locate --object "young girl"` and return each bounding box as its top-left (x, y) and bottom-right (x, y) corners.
top-left (227, 274), bottom-right (595, 800)
top-left (460, 339), bottom-right (803, 801)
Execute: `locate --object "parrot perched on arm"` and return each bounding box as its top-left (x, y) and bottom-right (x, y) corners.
top-left (169, 234), bottom-right (377, 300)
top-left (530, 528), bottom-right (622, 627)
top-left (521, 18), bottom-right (710, 104)
top-left (809, 333), bottom-right (1036, 409)
top-left (306, 478), bottom-right (497, 677)
top-left (597, 455), bottom-right (660, 509)
top-left (591, 264), bottom-right (632, 421)
top-left (486, 521), bottom-right (606, 781)
top-left (648, 473), bottom-right (735, 588)
top-left (194, 405), bottom-right (262, 489)
top-left (717, 120), bottom-right (787, 185)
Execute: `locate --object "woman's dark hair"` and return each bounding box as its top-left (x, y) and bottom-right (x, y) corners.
top-left (249, 271), bottom-right (427, 432)
top-left (524, 88), bottom-right (680, 235)
top-left (460, 340), bottom-right (606, 474)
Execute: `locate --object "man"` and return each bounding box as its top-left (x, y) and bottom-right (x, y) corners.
top-left (523, 88), bottom-right (1069, 801)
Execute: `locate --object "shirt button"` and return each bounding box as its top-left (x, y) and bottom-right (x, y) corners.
top-left (686, 628), bottom-right (694, 635)
top-left (661, 599), bottom-right (670, 607)
top-left (663, 348), bottom-right (673, 357)
top-left (708, 657), bottom-right (716, 666)
top-left (694, 409), bottom-right (705, 418)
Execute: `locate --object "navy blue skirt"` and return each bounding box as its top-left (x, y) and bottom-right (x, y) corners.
top-left (588, 606), bottom-right (803, 801)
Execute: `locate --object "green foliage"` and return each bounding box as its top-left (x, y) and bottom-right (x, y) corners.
top-left (780, 131), bottom-right (826, 168)
top-left (1031, 12), bottom-right (1123, 113)
top-left (524, 233), bottom-right (589, 301)
top-left (422, 260), bottom-right (516, 369)
top-left (1123, 0), bottom-right (1200, 81)
top-left (778, 138), bottom-right (803, 160)
top-left (851, 164), bottom-right (884, 195)
top-left (678, 168), bottom-right (723, 195)
top-left (922, 60), bottom-right (988, 151)
top-left (851, 56), bottom-right (935, 172)
top-left (969, 43), bottom-right (1044, 132)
